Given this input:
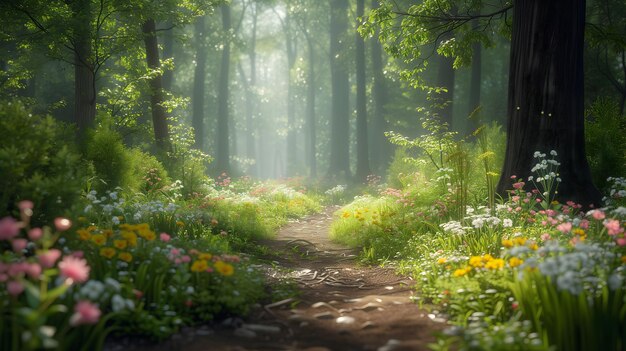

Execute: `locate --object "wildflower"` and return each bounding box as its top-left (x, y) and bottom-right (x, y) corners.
top-left (572, 228), bottom-right (585, 237)
top-left (121, 231), bottom-right (137, 246)
top-left (113, 240), bottom-right (128, 250)
top-left (77, 229), bottom-right (91, 241)
top-left (591, 210), bottom-right (606, 220)
top-left (342, 211), bottom-right (351, 218)
top-left (513, 182), bottom-right (525, 190)
top-left (54, 217), bottom-right (72, 232)
top-left (118, 252), bottom-right (133, 263)
top-left (143, 231), bottom-right (156, 241)
top-left (509, 257), bottom-right (524, 268)
top-left (28, 228), bottom-right (43, 241)
top-left (91, 234), bottom-right (106, 246)
top-left (70, 301), bottom-right (101, 326)
top-left (503, 219), bottom-right (513, 228)
top-left (453, 267), bottom-right (471, 277)
top-left (190, 260), bottom-right (209, 272)
top-left (176, 221), bottom-right (184, 227)
top-left (469, 256), bottom-right (484, 268)
top-left (502, 239), bottom-right (514, 248)
top-left (556, 222), bottom-right (572, 233)
top-left (7, 280), bottom-right (25, 296)
top-left (11, 238), bottom-right (28, 253)
top-left (437, 257), bottom-right (447, 265)
top-left (621, 256), bottom-right (626, 264)
top-left (197, 253), bottom-right (211, 261)
top-left (38, 249), bottom-right (62, 268)
top-left (214, 261), bottom-right (234, 276)
top-left (25, 263), bottom-right (41, 279)
top-left (485, 258), bottom-right (505, 270)
top-left (58, 256), bottom-right (90, 283)
top-left (100, 247), bottom-right (116, 259)
top-left (160, 233), bottom-right (171, 242)
top-left (604, 219), bottom-right (623, 236)
top-left (18, 200), bottom-right (34, 211)
top-left (514, 237), bottom-right (527, 246)
top-left (617, 238), bottom-right (626, 247)
top-left (0, 217), bottom-right (20, 240)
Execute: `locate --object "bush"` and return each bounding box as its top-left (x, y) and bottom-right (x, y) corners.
top-left (127, 148), bottom-right (170, 195)
top-left (84, 126), bottom-right (135, 193)
top-left (0, 100), bottom-right (86, 223)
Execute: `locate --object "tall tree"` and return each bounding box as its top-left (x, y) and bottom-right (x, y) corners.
top-left (142, 18), bottom-right (170, 151)
top-left (496, 0), bottom-right (601, 206)
top-left (245, 3), bottom-right (259, 175)
top-left (161, 21), bottom-right (175, 92)
top-left (328, 0), bottom-right (351, 179)
top-left (192, 15), bottom-right (207, 150)
top-left (304, 26), bottom-right (317, 178)
top-left (436, 36), bottom-right (455, 128)
top-left (467, 19), bottom-right (482, 133)
top-left (216, 4), bottom-right (232, 174)
top-left (369, 0), bottom-right (389, 173)
top-left (72, 0), bottom-right (96, 134)
top-left (355, 0), bottom-right (370, 180)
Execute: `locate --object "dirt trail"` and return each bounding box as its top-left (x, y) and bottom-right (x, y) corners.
top-left (115, 207), bottom-right (442, 351)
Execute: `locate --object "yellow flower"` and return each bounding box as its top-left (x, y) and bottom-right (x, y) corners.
top-left (119, 224), bottom-right (133, 231)
top-left (621, 256), bottom-right (626, 264)
top-left (437, 257), bottom-right (447, 265)
top-left (509, 257), bottom-right (524, 268)
top-left (190, 260), bottom-right (208, 272)
top-left (342, 211), bottom-right (351, 218)
top-left (103, 229), bottom-right (114, 238)
top-left (86, 225), bottom-right (97, 232)
top-left (176, 220), bottom-right (185, 227)
top-left (143, 231), bottom-right (156, 241)
top-left (528, 242), bottom-right (539, 250)
top-left (572, 228), bottom-right (585, 236)
top-left (77, 229), bottom-right (91, 241)
top-left (100, 247), bottom-right (116, 259)
top-left (91, 234), bottom-right (106, 246)
top-left (113, 239), bottom-right (128, 250)
top-left (453, 267), bottom-right (471, 277)
top-left (214, 261), bottom-right (234, 276)
top-left (501, 239), bottom-right (514, 248)
top-left (198, 253), bottom-right (212, 261)
top-left (469, 256), bottom-right (484, 268)
top-left (121, 231), bottom-right (138, 246)
top-left (514, 237), bottom-right (527, 246)
top-left (485, 258), bottom-right (505, 270)
top-left (118, 252), bottom-right (133, 262)
top-left (482, 254), bottom-right (495, 262)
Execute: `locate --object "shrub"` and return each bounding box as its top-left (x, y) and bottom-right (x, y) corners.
top-left (0, 100), bottom-right (86, 224)
top-left (84, 127), bottom-right (134, 194)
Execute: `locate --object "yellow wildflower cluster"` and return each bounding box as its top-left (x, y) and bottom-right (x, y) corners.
top-left (76, 223), bottom-right (155, 264)
top-left (502, 237), bottom-right (538, 250)
top-left (188, 250), bottom-right (235, 276)
top-left (452, 253), bottom-right (525, 278)
top-left (341, 207), bottom-right (382, 226)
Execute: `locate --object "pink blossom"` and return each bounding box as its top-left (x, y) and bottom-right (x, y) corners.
top-left (71, 251), bottom-right (84, 258)
top-left (7, 280), bottom-right (24, 296)
top-left (25, 263), bottom-right (41, 279)
top-left (523, 198), bottom-right (530, 204)
top-left (181, 255), bottom-right (191, 263)
top-left (579, 220), bottom-right (589, 229)
top-left (540, 233), bottom-right (551, 241)
top-left (0, 274), bottom-right (7, 282)
top-left (54, 217), bottom-right (72, 232)
top-left (557, 222), bottom-right (572, 233)
top-left (616, 238), bottom-right (626, 247)
top-left (0, 217), bottom-right (20, 240)
top-left (8, 262), bottom-right (28, 277)
top-left (174, 258), bottom-right (182, 264)
top-left (512, 196), bottom-right (520, 202)
top-left (159, 233), bottom-right (171, 242)
top-left (58, 256), bottom-right (90, 283)
top-left (38, 249), bottom-right (62, 269)
top-left (592, 210), bottom-right (606, 220)
top-left (530, 210), bottom-right (537, 216)
top-left (604, 219), bottom-right (623, 236)
top-left (170, 248), bottom-right (181, 256)
top-left (510, 175), bottom-right (517, 179)
top-left (18, 200), bottom-right (34, 211)
top-left (28, 228), bottom-right (43, 241)
top-left (513, 182), bottom-right (525, 190)
top-left (546, 210), bottom-right (556, 217)
top-left (70, 301), bottom-right (101, 326)
top-left (11, 238), bottom-right (28, 253)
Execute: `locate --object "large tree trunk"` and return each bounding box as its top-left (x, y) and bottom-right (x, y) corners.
top-left (305, 33), bottom-right (317, 178)
top-left (162, 21), bottom-right (174, 91)
top-left (285, 13), bottom-right (297, 177)
top-left (467, 19), bottom-right (482, 133)
top-left (328, 0), bottom-right (351, 179)
top-left (436, 50), bottom-right (455, 129)
top-left (496, 0), bottom-right (602, 207)
top-left (370, 0), bottom-right (389, 173)
top-left (73, 0), bottom-right (96, 135)
top-left (246, 4), bottom-right (258, 175)
top-left (142, 18), bottom-right (170, 151)
top-left (192, 16), bottom-right (206, 150)
top-left (216, 4), bottom-right (231, 174)
top-left (355, 0), bottom-right (370, 180)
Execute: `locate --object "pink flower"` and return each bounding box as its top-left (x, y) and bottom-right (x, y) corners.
top-left (28, 228), bottom-right (43, 241)
top-left (510, 175), bottom-right (517, 179)
top-left (58, 256), bottom-right (90, 283)
top-left (12, 238), bottom-right (28, 253)
top-left (0, 274), bottom-right (7, 282)
top-left (0, 217), bottom-right (20, 240)
top-left (540, 233), bottom-right (551, 241)
top-left (616, 238), bottom-right (626, 247)
top-left (54, 217), bottom-right (72, 232)
top-left (159, 233), bottom-right (171, 242)
top-left (7, 280), bottom-right (24, 296)
top-left (604, 219), bottom-right (623, 236)
top-left (8, 262), bottom-right (28, 277)
top-left (512, 196), bottom-right (520, 202)
top-left (25, 263), bottom-right (42, 279)
top-left (591, 210), bottom-right (606, 220)
top-left (513, 182), bottom-right (525, 190)
top-left (181, 255), bottom-right (191, 263)
top-left (579, 220), bottom-right (589, 229)
top-left (174, 258), bottom-right (182, 264)
top-left (70, 301), bottom-right (101, 326)
top-left (71, 251), bottom-right (84, 258)
top-left (557, 222), bottom-right (572, 233)
top-left (18, 200), bottom-right (34, 211)
top-left (38, 249), bottom-right (62, 269)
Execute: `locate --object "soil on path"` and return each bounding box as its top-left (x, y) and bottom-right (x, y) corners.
top-left (117, 207), bottom-right (443, 351)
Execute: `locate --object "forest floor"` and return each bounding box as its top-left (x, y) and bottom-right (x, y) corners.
top-left (108, 207), bottom-right (443, 351)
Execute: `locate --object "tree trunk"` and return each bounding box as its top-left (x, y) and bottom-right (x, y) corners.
top-left (355, 0), bottom-right (370, 180)
top-left (216, 4), bottom-right (231, 174)
top-left (73, 0), bottom-right (96, 135)
top-left (285, 13), bottom-right (297, 176)
top-left (436, 50), bottom-right (455, 129)
top-left (192, 16), bottom-right (206, 150)
top-left (246, 5), bottom-right (258, 175)
top-left (142, 18), bottom-right (170, 151)
top-left (305, 34), bottom-right (317, 178)
top-left (162, 21), bottom-right (174, 91)
top-left (467, 19), bottom-right (482, 133)
top-left (328, 0), bottom-right (351, 179)
top-left (370, 0), bottom-right (389, 173)
top-left (496, 0), bottom-right (602, 207)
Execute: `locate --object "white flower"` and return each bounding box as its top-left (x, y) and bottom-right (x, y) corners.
top-left (112, 216), bottom-right (120, 225)
top-left (550, 150), bottom-right (557, 156)
top-left (503, 219), bottom-right (513, 228)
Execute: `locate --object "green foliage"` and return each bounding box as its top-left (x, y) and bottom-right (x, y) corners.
top-left (128, 148), bottom-right (171, 195)
top-left (84, 127), bottom-right (135, 193)
top-left (585, 97), bottom-right (626, 190)
top-left (0, 100), bottom-right (85, 223)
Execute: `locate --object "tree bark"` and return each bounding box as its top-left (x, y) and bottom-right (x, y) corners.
top-left (328, 0), bottom-right (351, 179)
top-left (467, 19), bottom-right (482, 133)
top-left (305, 33), bottom-right (317, 178)
top-left (246, 4), bottom-right (258, 175)
top-left (73, 0), bottom-right (96, 135)
top-left (370, 0), bottom-right (389, 173)
top-left (192, 16), bottom-right (206, 150)
top-left (496, 0), bottom-right (602, 207)
top-left (285, 12), bottom-right (297, 176)
top-left (355, 0), bottom-right (370, 180)
top-left (216, 4), bottom-right (231, 174)
top-left (162, 21), bottom-right (174, 91)
top-left (436, 49), bottom-right (455, 129)
top-left (142, 18), bottom-right (170, 151)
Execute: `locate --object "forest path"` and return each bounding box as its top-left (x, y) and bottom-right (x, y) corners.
top-left (119, 207), bottom-right (442, 351)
